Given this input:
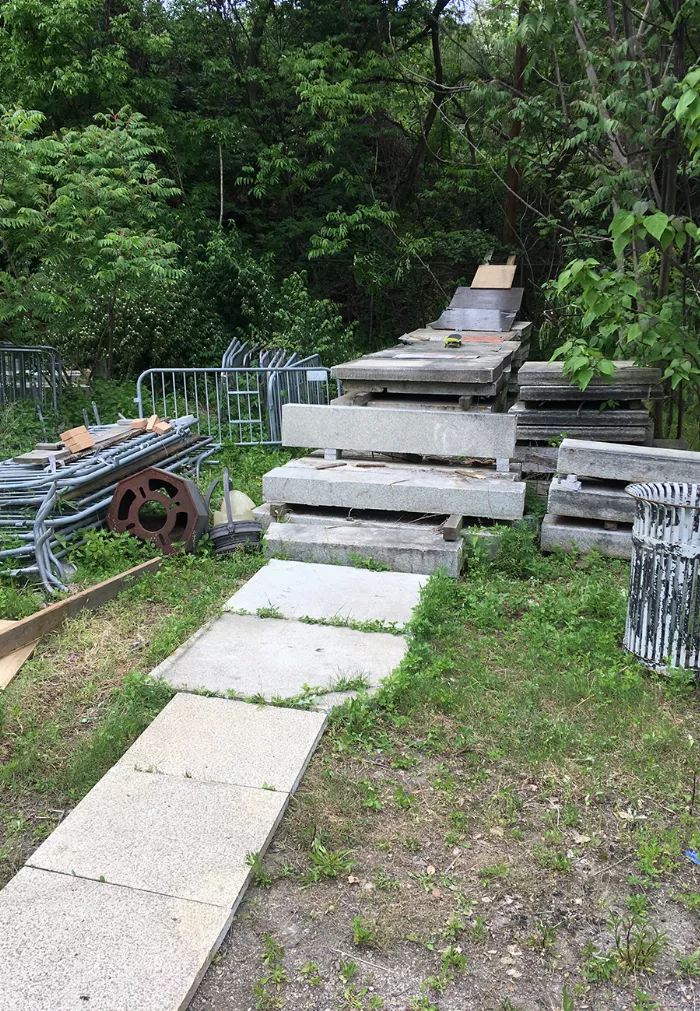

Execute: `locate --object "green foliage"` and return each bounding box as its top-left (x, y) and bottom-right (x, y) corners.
top-left (69, 529), bottom-right (157, 584)
top-left (302, 838), bottom-right (356, 885)
top-left (0, 106), bottom-right (182, 373)
top-left (350, 915), bottom-right (381, 948)
top-left (3, 0), bottom-right (700, 417)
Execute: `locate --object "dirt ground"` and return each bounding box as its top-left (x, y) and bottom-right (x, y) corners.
top-left (191, 739), bottom-right (700, 1011)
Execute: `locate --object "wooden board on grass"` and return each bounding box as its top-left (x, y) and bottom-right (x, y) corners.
top-left (0, 621), bottom-right (38, 690)
top-left (0, 557), bottom-right (162, 661)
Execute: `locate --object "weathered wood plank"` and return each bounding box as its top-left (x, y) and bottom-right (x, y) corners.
top-left (0, 558), bottom-right (162, 659)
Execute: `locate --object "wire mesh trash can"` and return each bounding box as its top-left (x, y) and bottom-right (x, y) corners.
top-left (624, 482), bottom-right (700, 673)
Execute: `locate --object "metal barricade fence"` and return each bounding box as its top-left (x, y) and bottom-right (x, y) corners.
top-left (135, 366), bottom-right (338, 445)
top-left (0, 344), bottom-right (63, 410)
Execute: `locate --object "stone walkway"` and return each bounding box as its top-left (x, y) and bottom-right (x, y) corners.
top-left (0, 560), bottom-right (425, 1011)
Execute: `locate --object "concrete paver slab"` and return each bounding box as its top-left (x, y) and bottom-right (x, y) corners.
top-left (119, 694), bottom-right (327, 793)
top-left (263, 457), bottom-right (526, 520)
top-left (282, 402), bottom-right (516, 457)
top-left (265, 521), bottom-right (463, 576)
top-left (225, 558), bottom-right (424, 624)
top-left (27, 765), bottom-right (286, 907)
top-left (153, 615), bottom-right (407, 700)
top-left (0, 866), bottom-right (231, 1011)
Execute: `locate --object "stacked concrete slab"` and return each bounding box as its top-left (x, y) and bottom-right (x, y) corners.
top-left (510, 362), bottom-right (663, 444)
top-left (541, 438), bottom-right (700, 558)
top-left (331, 344), bottom-right (516, 413)
top-left (260, 403), bottom-right (526, 576)
top-left (337, 274), bottom-right (534, 412)
top-left (259, 264), bottom-right (535, 576)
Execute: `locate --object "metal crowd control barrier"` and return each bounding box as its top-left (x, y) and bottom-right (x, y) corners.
top-left (0, 343), bottom-right (63, 410)
top-left (135, 365), bottom-right (337, 446)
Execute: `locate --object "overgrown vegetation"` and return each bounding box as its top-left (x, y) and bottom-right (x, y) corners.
top-left (2, 0), bottom-right (700, 434)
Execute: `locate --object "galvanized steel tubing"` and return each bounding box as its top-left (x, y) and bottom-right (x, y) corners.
top-left (0, 420), bottom-right (212, 592)
top-left (624, 482), bottom-right (700, 673)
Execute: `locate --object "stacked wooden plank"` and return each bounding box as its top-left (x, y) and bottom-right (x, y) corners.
top-left (510, 362), bottom-right (663, 444)
top-left (540, 439), bottom-right (700, 559)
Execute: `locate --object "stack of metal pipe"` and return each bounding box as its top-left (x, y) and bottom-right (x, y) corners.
top-left (0, 417), bottom-right (214, 592)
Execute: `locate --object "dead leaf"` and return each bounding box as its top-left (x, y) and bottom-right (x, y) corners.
top-left (489, 826), bottom-right (505, 838)
top-left (506, 968), bottom-right (522, 979)
top-left (572, 832), bottom-right (591, 844)
top-left (348, 875), bottom-right (360, 885)
top-left (431, 888), bottom-right (442, 898)
top-left (500, 956), bottom-right (516, 966)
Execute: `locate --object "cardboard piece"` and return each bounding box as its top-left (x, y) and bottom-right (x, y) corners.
top-left (471, 264), bottom-right (517, 289)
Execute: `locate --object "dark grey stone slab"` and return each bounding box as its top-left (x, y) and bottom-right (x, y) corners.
top-left (266, 521), bottom-right (463, 576)
top-left (540, 512), bottom-right (632, 559)
top-left (557, 438), bottom-right (700, 483)
top-left (449, 287), bottom-right (524, 311)
top-left (516, 425), bottom-right (647, 443)
top-left (547, 477), bottom-right (636, 523)
top-left (519, 385), bottom-right (663, 402)
top-left (518, 361), bottom-right (662, 385)
top-left (509, 401), bottom-right (649, 426)
top-left (428, 308), bottom-right (517, 332)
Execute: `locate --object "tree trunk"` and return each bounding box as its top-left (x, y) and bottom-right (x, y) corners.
top-left (503, 1), bottom-right (529, 247)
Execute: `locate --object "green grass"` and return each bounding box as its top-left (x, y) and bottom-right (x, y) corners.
top-left (329, 530), bottom-right (700, 803)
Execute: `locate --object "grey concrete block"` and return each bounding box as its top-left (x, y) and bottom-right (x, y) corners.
top-left (509, 401), bottom-right (649, 426)
top-left (0, 866), bottom-right (232, 1011)
top-left (557, 438), bottom-right (700, 484)
top-left (153, 614), bottom-right (407, 699)
top-left (118, 694), bottom-right (327, 793)
top-left (225, 558), bottom-right (424, 625)
top-left (265, 520), bottom-right (463, 576)
top-left (281, 403), bottom-right (517, 459)
top-left (342, 378), bottom-right (503, 396)
top-left (547, 476), bottom-right (636, 523)
top-left (252, 502), bottom-right (273, 530)
top-left (540, 513), bottom-right (632, 559)
top-left (263, 458), bottom-right (526, 520)
top-left (518, 361), bottom-right (662, 385)
top-left (332, 348), bottom-right (511, 385)
top-left (519, 385), bottom-right (662, 401)
top-left (516, 426), bottom-right (647, 443)
top-left (27, 766), bottom-right (286, 907)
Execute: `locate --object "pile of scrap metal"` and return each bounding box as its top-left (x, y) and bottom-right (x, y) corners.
top-left (0, 415), bottom-right (215, 593)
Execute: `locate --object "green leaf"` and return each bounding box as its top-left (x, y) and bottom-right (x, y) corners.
top-left (578, 368), bottom-right (594, 391)
top-left (613, 230), bottom-right (632, 258)
top-left (675, 88), bottom-right (698, 120)
top-left (643, 212), bottom-right (670, 241)
top-left (610, 210), bottom-right (635, 238)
